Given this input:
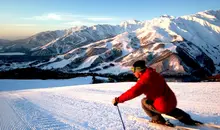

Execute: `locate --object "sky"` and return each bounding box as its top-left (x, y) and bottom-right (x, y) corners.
top-left (0, 0), bottom-right (219, 40)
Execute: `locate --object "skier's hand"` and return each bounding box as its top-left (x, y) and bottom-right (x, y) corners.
top-left (112, 97), bottom-right (119, 106)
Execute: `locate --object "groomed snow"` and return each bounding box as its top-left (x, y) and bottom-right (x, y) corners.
top-left (0, 79), bottom-right (220, 130)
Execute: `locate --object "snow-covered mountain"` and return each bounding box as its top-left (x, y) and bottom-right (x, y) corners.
top-left (1, 10), bottom-right (220, 79)
top-left (0, 39), bottom-right (11, 51)
top-left (0, 39), bottom-right (11, 44)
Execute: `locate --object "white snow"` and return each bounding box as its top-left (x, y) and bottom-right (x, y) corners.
top-left (105, 42), bottom-right (113, 49)
top-left (111, 32), bottom-right (137, 55)
top-left (121, 20), bottom-right (140, 25)
top-left (136, 10), bottom-right (220, 68)
top-left (4, 10), bottom-right (219, 73)
top-left (120, 20), bottom-right (144, 33)
top-left (43, 55), bottom-right (80, 69)
top-left (169, 61), bottom-right (182, 71)
top-left (0, 79), bottom-right (220, 130)
top-left (41, 38), bottom-right (60, 50)
top-left (172, 15), bottom-right (220, 65)
top-left (164, 42), bottom-right (177, 53)
top-left (0, 77), bottom-right (92, 91)
top-left (96, 65), bottom-right (131, 75)
top-left (31, 30), bottom-right (67, 51)
top-left (73, 55), bottom-right (99, 71)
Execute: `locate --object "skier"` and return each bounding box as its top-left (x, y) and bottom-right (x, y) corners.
top-left (112, 60), bottom-right (202, 126)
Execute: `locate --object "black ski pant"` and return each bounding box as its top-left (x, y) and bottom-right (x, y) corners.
top-left (141, 98), bottom-right (194, 125)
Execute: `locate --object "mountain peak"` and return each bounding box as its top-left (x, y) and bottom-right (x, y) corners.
top-left (197, 9), bottom-right (220, 16)
top-left (203, 9), bottom-right (220, 13)
top-left (195, 9), bottom-right (220, 21)
top-left (160, 14), bottom-right (175, 19)
top-left (120, 19), bottom-right (141, 25)
top-left (69, 25), bottom-right (88, 32)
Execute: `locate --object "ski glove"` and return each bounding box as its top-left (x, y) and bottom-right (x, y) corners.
top-left (112, 97), bottom-right (119, 106)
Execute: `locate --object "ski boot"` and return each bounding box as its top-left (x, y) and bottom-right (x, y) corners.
top-left (150, 119), bottom-right (174, 127)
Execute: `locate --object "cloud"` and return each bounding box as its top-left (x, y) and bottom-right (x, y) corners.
top-left (21, 13), bottom-right (123, 28)
top-left (25, 13), bottom-right (119, 22)
top-left (24, 13), bottom-right (77, 21)
top-left (31, 13), bottom-right (62, 21)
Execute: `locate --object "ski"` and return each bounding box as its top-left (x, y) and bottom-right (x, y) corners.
top-left (127, 115), bottom-right (199, 130)
top-left (162, 114), bottom-right (220, 129)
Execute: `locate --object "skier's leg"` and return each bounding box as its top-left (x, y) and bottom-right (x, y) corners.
top-left (167, 108), bottom-right (202, 125)
top-left (141, 98), bottom-right (166, 123)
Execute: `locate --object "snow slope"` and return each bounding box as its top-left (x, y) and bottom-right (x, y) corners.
top-left (136, 10), bottom-right (220, 66)
top-left (36, 10), bottom-right (220, 75)
top-left (0, 79), bottom-right (220, 130)
top-left (1, 10), bottom-right (220, 75)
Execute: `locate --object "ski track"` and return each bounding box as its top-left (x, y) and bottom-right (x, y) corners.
top-left (0, 96), bottom-right (29, 130)
top-left (0, 82), bottom-right (220, 130)
top-left (5, 93), bottom-right (73, 130)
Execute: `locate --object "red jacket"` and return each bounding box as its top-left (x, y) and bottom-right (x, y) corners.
top-left (118, 68), bottom-right (177, 113)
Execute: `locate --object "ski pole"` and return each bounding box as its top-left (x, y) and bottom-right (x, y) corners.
top-left (116, 105), bottom-right (126, 130)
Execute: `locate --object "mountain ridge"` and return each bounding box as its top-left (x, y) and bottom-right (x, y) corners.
top-left (0, 9), bottom-right (219, 80)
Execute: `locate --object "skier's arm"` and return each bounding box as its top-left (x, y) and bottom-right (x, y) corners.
top-left (117, 80), bottom-right (146, 103)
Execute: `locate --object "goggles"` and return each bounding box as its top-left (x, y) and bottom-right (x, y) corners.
top-left (131, 67), bottom-right (145, 73)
